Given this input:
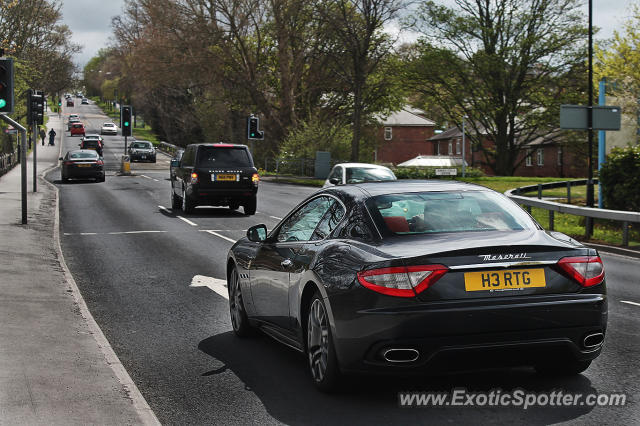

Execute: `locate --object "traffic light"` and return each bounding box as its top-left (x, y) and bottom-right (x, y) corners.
top-left (0, 58), bottom-right (14, 114)
top-left (121, 105), bottom-right (132, 136)
top-left (247, 115), bottom-right (264, 140)
top-left (27, 90), bottom-right (45, 125)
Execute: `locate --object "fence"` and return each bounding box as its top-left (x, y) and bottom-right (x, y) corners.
top-left (0, 150), bottom-right (19, 177)
top-left (158, 142), bottom-right (181, 156)
top-left (505, 179), bottom-right (640, 246)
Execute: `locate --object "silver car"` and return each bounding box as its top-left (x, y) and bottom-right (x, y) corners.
top-left (323, 163), bottom-right (397, 187)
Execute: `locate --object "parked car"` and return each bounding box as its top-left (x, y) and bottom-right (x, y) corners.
top-left (128, 141), bottom-right (156, 163)
top-left (100, 122), bottom-right (118, 135)
top-left (70, 122), bottom-right (85, 136)
top-left (81, 98), bottom-right (89, 105)
top-left (66, 98), bottom-right (74, 107)
top-left (227, 180), bottom-right (607, 391)
top-left (323, 163), bottom-right (397, 187)
top-left (60, 149), bottom-right (105, 182)
top-left (169, 149), bottom-right (184, 180)
top-left (171, 143), bottom-right (259, 214)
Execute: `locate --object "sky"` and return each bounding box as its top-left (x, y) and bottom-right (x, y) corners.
top-left (61, 0), bottom-right (636, 68)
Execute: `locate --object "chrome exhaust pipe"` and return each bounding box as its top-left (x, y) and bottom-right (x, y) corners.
top-left (382, 348), bottom-right (419, 363)
top-left (583, 333), bottom-right (604, 349)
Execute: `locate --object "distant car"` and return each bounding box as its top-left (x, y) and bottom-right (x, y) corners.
top-left (79, 136), bottom-right (104, 156)
top-left (70, 122), bottom-right (85, 136)
top-left (67, 116), bottom-right (81, 130)
top-left (60, 149), bottom-right (105, 182)
top-left (76, 92), bottom-right (83, 98)
top-left (323, 163), bottom-right (397, 187)
top-left (171, 143), bottom-right (259, 214)
top-left (81, 98), bottom-right (89, 105)
top-left (66, 98), bottom-right (74, 107)
top-left (170, 149), bottom-right (184, 180)
top-left (100, 122), bottom-right (118, 135)
top-left (128, 141), bottom-right (156, 163)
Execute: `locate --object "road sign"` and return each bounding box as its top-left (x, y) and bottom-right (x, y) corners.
top-left (435, 168), bottom-right (457, 176)
top-left (560, 105), bottom-right (621, 130)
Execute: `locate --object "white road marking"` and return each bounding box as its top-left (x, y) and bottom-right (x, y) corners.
top-left (64, 230), bottom-right (167, 236)
top-left (158, 205), bottom-right (171, 213)
top-left (621, 300), bottom-right (640, 307)
top-left (189, 275), bottom-right (229, 300)
top-left (141, 175), bottom-right (153, 180)
top-left (269, 215), bottom-right (283, 220)
top-left (203, 230), bottom-right (237, 243)
top-left (177, 216), bottom-right (198, 226)
top-left (141, 174), bottom-right (159, 182)
top-left (79, 232), bottom-right (97, 235)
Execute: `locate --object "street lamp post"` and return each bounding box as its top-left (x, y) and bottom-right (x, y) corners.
top-left (586, 0), bottom-right (594, 237)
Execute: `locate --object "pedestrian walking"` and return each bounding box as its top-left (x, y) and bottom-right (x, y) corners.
top-left (39, 127), bottom-right (46, 146)
top-left (48, 128), bottom-right (56, 146)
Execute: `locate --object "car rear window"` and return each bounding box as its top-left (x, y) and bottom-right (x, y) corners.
top-left (366, 191), bottom-right (537, 235)
top-left (196, 146), bottom-right (251, 167)
top-left (83, 140), bottom-right (100, 148)
top-left (70, 152), bottom-right (98, 159)
top-left (72, 124), bottom-right (83, 128)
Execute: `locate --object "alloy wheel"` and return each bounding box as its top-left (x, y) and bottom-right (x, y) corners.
top-left (307, 298), bottom-right (330, 383)
top-left (229, 268), bottom-right (244, 331)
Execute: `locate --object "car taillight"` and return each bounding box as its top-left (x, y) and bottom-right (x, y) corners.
top-left (64, 161), bottom-right (74, 166)
top-left (357, 265), bottom-right (448, 297)
top-left (96, 160), bottom-right (104, 165)
top-left (190, 172), bottom-right (198, 184)
top-left (252, 173), bottom-right (260, 185)
top-left (557, 256), bottom-right (605, 287)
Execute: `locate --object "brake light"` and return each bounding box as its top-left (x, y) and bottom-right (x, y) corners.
top-left (64, 161), bottom-right (74, 166)
top-left (96, 160), bottom-right (104, 165)
top-left (357, 265), bottom-right (448, 297)
top-left (557, 256), bottom-right (605, 287)
top-left (252, 173), bottom-right (260, 184)
top-left (190, 172), bottom-right (198, 184)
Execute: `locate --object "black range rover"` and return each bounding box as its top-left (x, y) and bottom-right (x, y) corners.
top-left (171, 143), bottom-right (259, 215)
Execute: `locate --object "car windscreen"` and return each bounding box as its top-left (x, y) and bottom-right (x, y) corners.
top-left (69, 152), bottom-right (98, 159)
top-left (366, 190), bottom-right (537, 235)
top-left (131, 142), bottom-right (152, 149)
top-left (346, 167), bottom-right (395, 183)
top-left (196, 147), bottom-right (251, 167)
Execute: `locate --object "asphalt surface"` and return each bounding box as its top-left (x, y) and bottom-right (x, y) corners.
top-left (48, 102), bottom-right (640, 425)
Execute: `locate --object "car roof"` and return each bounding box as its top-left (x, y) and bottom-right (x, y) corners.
top-left (102, 122), bottom-right (115, 125)
top-left (84, 134), bottom-right (100, 137)
top-left (187, 143), bottom-right (249, 149)
top-left (334, 162), bottom-right (392, 170)
top-left (323, 180), bottom-right (491, 198)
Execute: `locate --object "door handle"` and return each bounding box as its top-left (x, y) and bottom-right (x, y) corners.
top-left (281, 259), bottom-right (293, 268)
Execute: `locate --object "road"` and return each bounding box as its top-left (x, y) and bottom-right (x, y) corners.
top-left (48, 102), bottom-right (639, 425)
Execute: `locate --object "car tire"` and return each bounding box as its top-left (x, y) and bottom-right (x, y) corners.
top-left (229, 203), bottom-right (239, 211)
top-left (151, 157), bottom-right (156, 163)
top-left (535, 360), bottom-right (592, 376)
top-left (171, 189), bottom-right (181, 210)
top-left (243, 196), bottom-right (257, 215)
top-left (182, 188), bottom-right (195, 213)
top-left (228, 265), bottom-right (254, 337)
top-left (306, 292), bottom-right (341, 392)
top-left (98, 175), bottom-right (105, 182)
top-left (62, 175), bottom-right (68, 182)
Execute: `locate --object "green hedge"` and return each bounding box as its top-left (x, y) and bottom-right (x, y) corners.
top-left (599, 145), bottom-right (640, 211)
top-left (392, 166), bottom-right (485, 179)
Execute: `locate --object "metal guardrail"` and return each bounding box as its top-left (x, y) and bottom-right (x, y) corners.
top-left (505, 179), bottom-right (640, 246)
top-left (157, 141), bottom-right (181, 156)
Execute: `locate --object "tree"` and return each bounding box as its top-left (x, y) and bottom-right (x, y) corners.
top-left (406, 0), bottom-right (588, 175)
top-left (595, 2), bottom-right (640, 144)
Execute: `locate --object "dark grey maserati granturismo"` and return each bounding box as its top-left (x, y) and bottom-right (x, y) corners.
top-left (226, 181), bottom-right (607, 391)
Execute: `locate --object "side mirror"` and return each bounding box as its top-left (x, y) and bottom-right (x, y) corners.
top-left (247, 224), bottom-right (267, 242)
top-left (170, 159), bottom-right (180, 167)
top-left (329, 177), bottom-right (341, 185)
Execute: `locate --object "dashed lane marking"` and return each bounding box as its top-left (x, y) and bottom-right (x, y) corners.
top-left (269, 215), bottom-right (283, 220)
top-left (621, 300), bottom-right (640, 307)
top-left (189, 275), bottom-right (229, 300)
top-left (141, 174), bottom-right (160, 182)
top-left (203, 230), bottom-right (237, 243)
top-left (177, 216), bottom-right (198, 226)
top-left (64, 230), bottom-right (167, 236)
top-left (158, 205), bottom-right (171, 213)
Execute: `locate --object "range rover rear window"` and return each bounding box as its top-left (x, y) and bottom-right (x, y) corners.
top-left (197, 147), bottom-right (252, 167)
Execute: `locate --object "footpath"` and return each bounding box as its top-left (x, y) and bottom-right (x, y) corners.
top-left (0, 112), bottom-right (158, 425)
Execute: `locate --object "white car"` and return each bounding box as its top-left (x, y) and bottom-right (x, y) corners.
top-left (323, 163), bottom-right (397, 187)
top-left (100, 122), bottom-right (118, 135)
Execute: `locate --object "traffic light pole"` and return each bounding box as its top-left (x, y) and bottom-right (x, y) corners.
top-left (0, 114), bottom-right (28, 224)
top-left (32, 121), bottom-right (37, 192)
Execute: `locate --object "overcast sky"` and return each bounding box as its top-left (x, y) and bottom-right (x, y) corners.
top-left (61, 0), bottom-right (636, 68)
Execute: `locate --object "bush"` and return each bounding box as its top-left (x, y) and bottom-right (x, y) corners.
top-left (599, 145), bottom-right (640, 211)
top-left (392, 166), bottom-right (485, 179)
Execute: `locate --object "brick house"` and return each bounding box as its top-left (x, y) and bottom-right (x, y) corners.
top-left (375, 107), bottom-right (436, 165)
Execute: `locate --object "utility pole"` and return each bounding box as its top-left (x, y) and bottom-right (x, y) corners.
top-left (586, 0), bottom-right (594, 237)
top-left (462, 116), bottom-right (467, 177)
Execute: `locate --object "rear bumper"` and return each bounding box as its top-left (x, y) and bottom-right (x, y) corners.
top-left (187, 186), bottom-right (257, 206)
top-left (65, 168), bottom-right (104, 179)
top-left (130, 152), bottom-right (156, 161)
top-left (329, 292), bottom-right (607, 374)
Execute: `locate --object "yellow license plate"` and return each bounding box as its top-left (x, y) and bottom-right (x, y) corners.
top-left (77, 164), bottom-right (91, 167)
top-left (464, 268), bottom-right (546, 291)
top-left (216, 174), bottom-right (237, 181)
